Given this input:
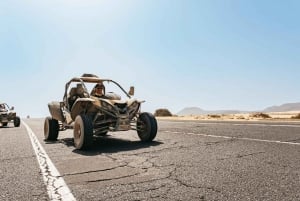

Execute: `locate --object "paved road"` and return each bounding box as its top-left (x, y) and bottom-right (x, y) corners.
top-left (1, 119), bottom-right (300, 201)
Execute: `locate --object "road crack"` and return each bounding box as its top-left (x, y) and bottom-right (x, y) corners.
top-left (62, 164), bottom-right (128, 176)
top-left (86, 171), bottom-right (144, 183)
top-left (218, 151), bottom-right (265, 160)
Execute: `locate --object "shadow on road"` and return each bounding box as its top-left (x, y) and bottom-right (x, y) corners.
top-left (0, 125), bottom-right (14, 128)
top-left (56, 135), bottom-right (163, 156)
top-left (0, 126), bottom-right (9, 128)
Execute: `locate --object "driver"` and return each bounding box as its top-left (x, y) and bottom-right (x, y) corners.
top-left (91, 83), bottom-right (105, 98)
top-left (0, 104), bottom-right (5, 112)
top-left (0, 104), bottom-right (6, 112)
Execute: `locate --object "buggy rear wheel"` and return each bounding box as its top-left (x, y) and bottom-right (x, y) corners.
top-left (73, 114), bottom-right (93, 150)
top-left (14, 116), bottom-right (21, 127)
top-left (2, 122), bottom-right (8, 127)
top-left (137, 112), bottom-right (157, 142)
top-left (44, 117), bottom-right (59, 140)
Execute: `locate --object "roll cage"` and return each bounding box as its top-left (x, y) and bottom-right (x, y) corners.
top-left (0, 103), bottom-right (12, 112)
top-left (63, 76), bottom-right (132, 109)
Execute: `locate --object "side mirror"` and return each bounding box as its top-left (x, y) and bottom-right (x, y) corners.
top-left (128, 86), bottom-right (135, 96)
top-left (11, 106), bottom-right (14, 110)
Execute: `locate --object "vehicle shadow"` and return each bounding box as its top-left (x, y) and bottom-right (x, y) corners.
top-left (0, 125), bottom-right (12, 128)
top-left (58, 136), bottom-right (163, 156)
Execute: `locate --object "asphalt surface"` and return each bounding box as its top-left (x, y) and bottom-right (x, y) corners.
top-left (1, 118), bottom-right (300, 201)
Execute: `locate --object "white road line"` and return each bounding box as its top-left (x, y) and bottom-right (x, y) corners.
top-left (163, 130), bottom-right (300, 146)
top-left (232, 123), bottom-right (300, 128)
top-left (168, 121), bottom-right (300, 127)
top-left (22, 121), bottom-right (76, 201)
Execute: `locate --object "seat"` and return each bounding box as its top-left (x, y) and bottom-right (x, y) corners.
top-left (78, 84), bottom-right (89, 98)
top-left (68, 84), bottom-right (87, 110)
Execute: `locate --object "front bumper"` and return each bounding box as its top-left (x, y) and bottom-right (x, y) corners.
top-left (0, 113), bottom-right (9, 123)
top-left (116, 115), bottom-right (131, 131)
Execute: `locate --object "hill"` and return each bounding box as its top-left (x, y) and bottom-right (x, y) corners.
top-left (177, 107), bottom-right (206, 115)
top-left (177, 102), bottom-right (300, 116)
top-left (177, 107), bottom-right (246, 116)
top-left (263, 102), bottom-right (300, 112)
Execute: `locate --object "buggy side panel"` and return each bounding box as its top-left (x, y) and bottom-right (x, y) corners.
top-left (70, 98), bottom-right (97, 120)
top-left (7, 112), bottom-right (16, 120)
top-left (48, 101), bottom-right (65, 122)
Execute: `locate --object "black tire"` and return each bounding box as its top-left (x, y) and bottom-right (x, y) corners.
top-left (137, 112), bottom-right (157, 142)
top-left (2, 122), bottom-right (8, 127)
top-left (73, 114), bottom-right (93, 150)
top-left (14, 116), bottom-right (21, 127)
top-left (44, 117), bottom-right (59, 141)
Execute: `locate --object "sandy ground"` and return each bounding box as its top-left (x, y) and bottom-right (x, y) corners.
top-left (157, 111), bottom-right (300, 122)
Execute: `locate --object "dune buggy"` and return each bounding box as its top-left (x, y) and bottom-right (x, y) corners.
top-left (0, 103), bottom-right (21, 127)
top-left (44, 74), bottom-right (157, 150)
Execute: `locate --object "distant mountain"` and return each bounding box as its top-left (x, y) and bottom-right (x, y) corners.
top-left (263, 102), bottom-right (300, 112)
top-left (177, 102), bottom-right (300, 116)
top-left (177, 107), bottom-right (206, 115)
top-left (177, 107), bottom-right (246, 116)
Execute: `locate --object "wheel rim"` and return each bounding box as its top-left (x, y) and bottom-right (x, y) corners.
top-left (74, 117), bottom-right (84, 148)
top-left (138, 119), bottom-right (149, 138)
top-left (44, 119), bottom-right (49, 139)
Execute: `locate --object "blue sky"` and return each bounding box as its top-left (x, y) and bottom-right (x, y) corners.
top-left (0, 0), bottom-right (299, 117)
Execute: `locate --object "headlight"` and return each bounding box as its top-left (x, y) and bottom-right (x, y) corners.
top-left (101, 101), bottom-right (114, 111)
top-left (128, 101), bottom-right (140, 112)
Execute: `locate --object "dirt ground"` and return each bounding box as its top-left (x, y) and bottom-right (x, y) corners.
top-left (157, 111), bottom-right (300, 122)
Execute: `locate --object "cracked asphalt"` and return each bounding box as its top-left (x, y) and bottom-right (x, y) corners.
top-left (1, 118), bottom-right (300, 201)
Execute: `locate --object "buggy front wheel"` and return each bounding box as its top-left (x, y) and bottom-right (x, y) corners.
top-left (44, 117), bottom-right (59, 140)
top-left (14, 116), bottom-right (20, 127)
top-left (137, 112), bottom-right (157, 142)
top-left (73, 114), bottom-right (93, 150)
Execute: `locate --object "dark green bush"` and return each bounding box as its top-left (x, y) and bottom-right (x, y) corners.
top-left (154, 108), bottom-right (172, 117)
top-left (208, 114), bottom-right (221, 118)
top-left (250, 112), bottom-right (271, 118)
top-left (291, 113), bottom-right (300, 119)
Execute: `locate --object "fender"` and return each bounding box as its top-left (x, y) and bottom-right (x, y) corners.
top-left (48, 101), bottom-right (65, 122)
top-left (70, 98), bottom-right (95, 120)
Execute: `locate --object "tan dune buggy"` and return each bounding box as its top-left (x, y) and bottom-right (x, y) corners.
top-left (0, 103), bottom-right (21, 127)
top-left (44, 74), bottom-right (157, 150)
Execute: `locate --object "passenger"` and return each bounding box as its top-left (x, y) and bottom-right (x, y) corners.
top-left (91, 83), bottom-right (106, 98)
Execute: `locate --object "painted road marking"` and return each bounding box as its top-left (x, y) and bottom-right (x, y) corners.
top-left (168, 121), bottom-right (300, 128)
top-left (163, 130), bottom-right (300, 146)
top-left (22, 121), bottom-right (76, 201)
top-left (232, 123), bottom-right (300, 128)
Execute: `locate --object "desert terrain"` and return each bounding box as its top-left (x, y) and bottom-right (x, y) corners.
top-left (157, 111), bottom-right (300, 122)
